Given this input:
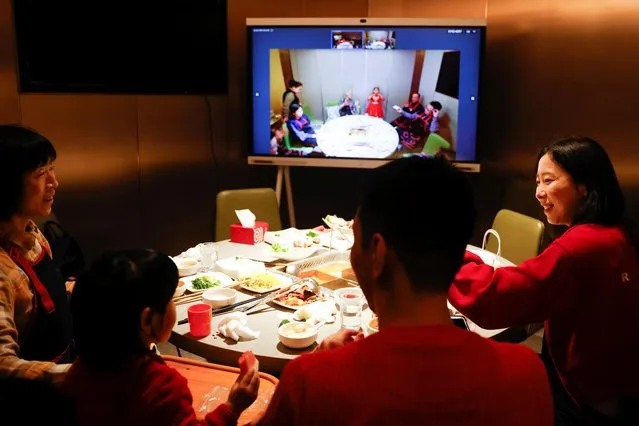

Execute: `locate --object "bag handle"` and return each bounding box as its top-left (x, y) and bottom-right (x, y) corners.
top-left (482, 229), bottom-right (502, 267)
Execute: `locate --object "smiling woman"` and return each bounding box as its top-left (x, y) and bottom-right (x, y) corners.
top-left (449, 136), bottom-right (639, 424)
top-left (0, 124), bottom-right (75, 383)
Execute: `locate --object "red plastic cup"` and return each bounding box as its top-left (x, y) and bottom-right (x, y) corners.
top-left (187, 303), bottom-right (212, 338)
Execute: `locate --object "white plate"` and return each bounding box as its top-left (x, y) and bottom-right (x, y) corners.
top-left (238, 271), bottom-right (293, 294)
top-left (271, 296), bottom-right (325, 310)
top-left (271, 287), bottom-right (331, 310)
top-left (272, 245), bottom-right (321, 262)
top-left (265, 228), bottom-right (322, 261)
top-left (181, 272), bottom-right (235, 292)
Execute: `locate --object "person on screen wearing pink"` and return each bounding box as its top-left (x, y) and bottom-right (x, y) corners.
top-left (256, 157), bottom-right (553, 426)
top-left (63, 249), bottom-right (261, 426)
top-left (366, 86), bottom-right (385, 118)
top-left (449, 137), bottom-right (639, 425)
top-left (286, 103), bottom-right (317, 147)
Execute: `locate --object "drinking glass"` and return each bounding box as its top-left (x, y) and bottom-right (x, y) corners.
top-left (199, 242), bottom-right (218, 270)
top-left (339, 291), bottom-right (363, 330)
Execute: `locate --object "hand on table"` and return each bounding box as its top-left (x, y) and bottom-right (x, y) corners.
top-left (315, 329), bottom-right (364, 352)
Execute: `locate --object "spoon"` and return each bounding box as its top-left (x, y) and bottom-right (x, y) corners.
top-left (285, 264), bottom-right (300, 276)
top-left (298, 277), bottom-right (321, 296)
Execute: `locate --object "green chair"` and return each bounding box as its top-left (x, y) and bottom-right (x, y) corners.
top-left (215, 188), bottom-right (282, 241)
top-left (422, 133), bottom-right (451, 156)
top-left (485, 209), bottom-right (545, 266)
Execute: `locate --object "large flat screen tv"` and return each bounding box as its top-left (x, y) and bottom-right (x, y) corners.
top-left (247, 18), bottom-right (486, 172)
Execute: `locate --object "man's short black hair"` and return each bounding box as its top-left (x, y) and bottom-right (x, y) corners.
top-left (357, 156), bottom-right (475, 292)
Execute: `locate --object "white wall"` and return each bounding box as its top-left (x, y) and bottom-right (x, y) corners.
top-left (417, 50), bottom-right (459, 147)
top-left (289, 49), bottom-right (415, 122)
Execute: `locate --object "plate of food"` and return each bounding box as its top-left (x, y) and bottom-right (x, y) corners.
top-left (322, 215), bottom-right (354, 237)
top-left (182, 272), bottom-right (235, 292)
top-left (265, 229), bottom-right (323, 261)
top-left (238, 271), bottom-right (293, 294)
top-left (271, 282), bottom-right (327, 310)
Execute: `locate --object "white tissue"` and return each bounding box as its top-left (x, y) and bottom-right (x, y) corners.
top-left (217, 312), bottom-right (260, 341)
top-left (294, 301), bottom-right (337, 325)
top-left (235, 209), bottom-right (256, 228)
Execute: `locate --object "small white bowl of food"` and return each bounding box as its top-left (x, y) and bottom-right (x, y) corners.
top-left (173, 279), bottom-right (187, 298)
top-left (364, 316), bottom-right (379, 336)
top-left (173, 257), bottom-right (199, 277)
top-left (201, 288), bottom-right (237, 309)
top-left (278, 321), bottom-right (319, 349)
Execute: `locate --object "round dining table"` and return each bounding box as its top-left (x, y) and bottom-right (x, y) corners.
top-left (170, 243), bottom-right (515, 375)
top-left (316, 114), bottom-right (399, 159)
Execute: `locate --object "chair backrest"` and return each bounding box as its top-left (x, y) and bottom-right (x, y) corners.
top-left (215, 188), bottom-right (282, 241)
top-left (422, 133), bottom-right (451, 156)
top-left (485, 209), bottom-right (545, 265)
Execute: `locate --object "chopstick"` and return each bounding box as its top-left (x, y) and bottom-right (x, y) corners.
top-left (173, 289), bottom-right (207, 305)
top-left (176, 294), bottom-right (270, 325)
top-left (176, 283), bottom-right (300, 324)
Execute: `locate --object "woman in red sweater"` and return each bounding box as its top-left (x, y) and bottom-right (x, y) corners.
top-left (62, 249), bottom-right (260, 426)
top-left (449, 137), bottom-right (639, 425)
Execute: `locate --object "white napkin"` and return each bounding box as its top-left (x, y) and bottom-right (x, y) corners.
top-left (235, 209), bottom-right (256, 228)
top-left (217, 312), bottom-right (260, 341)
top-left (294, 301), bottom-right (337, 325)
top-left (179, 247), bottom-right (201, 260)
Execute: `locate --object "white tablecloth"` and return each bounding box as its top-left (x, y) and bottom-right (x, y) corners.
top-left (316, 115), bottom-right (399, 158)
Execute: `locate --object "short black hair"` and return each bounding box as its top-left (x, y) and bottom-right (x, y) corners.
top-left (430, 101), bottom-right (443, 110)
top-left (538, 136), bottom-right (625, 226)
top-left (289, 103), bottom-right (302, 117)
top-left (71, 249), bottom-right (178, 370)
top-left (0, 125), bottom-right (57, 221)
top-left (357, 156), bottom-right (475, 292)
top-left (288, 79), bottom-right (303, 88)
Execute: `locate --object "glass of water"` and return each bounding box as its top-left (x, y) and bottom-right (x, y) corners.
top-left (340, 291), bottom-right (363, 330)
top-left (199, 242), bottom-right (218, 270)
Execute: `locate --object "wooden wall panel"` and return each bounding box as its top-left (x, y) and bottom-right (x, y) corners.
top-left (305, 0), bottom-right (368, 17)
top-left (479, 0), bottom-right (639, 243)
top-left (137, 95), bottom-right (225, 254)
top-left (19, 95), bottom-right (141, 256)
top-left (0, 0), bottom-right (19, 123)
top-left (368, 0), bottom-right (486, 18)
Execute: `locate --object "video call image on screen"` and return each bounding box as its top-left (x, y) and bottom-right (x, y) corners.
top-left (250, 26), bottom-right (483, 162)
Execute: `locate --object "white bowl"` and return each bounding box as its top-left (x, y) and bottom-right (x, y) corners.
top-left (364, 316), bottom-right (379, 336)
top-left (173, 257), bottom-right (199, 277)
top-left (173, 279), bottom-right (187, 298)
top-left (201, 287), bottom-right (237, 308)
top-left (278, 322), bottom-right (318, 349)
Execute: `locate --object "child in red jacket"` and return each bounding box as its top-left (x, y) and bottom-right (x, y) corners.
top-left (63, 249), bottom-right (260, 426)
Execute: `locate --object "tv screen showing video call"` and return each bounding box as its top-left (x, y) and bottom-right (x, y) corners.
top-left (248, 20), bottom-right (485, 164)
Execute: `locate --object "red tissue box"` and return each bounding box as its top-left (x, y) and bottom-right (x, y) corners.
top-left (230, 221), bottom-right (269, 245)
